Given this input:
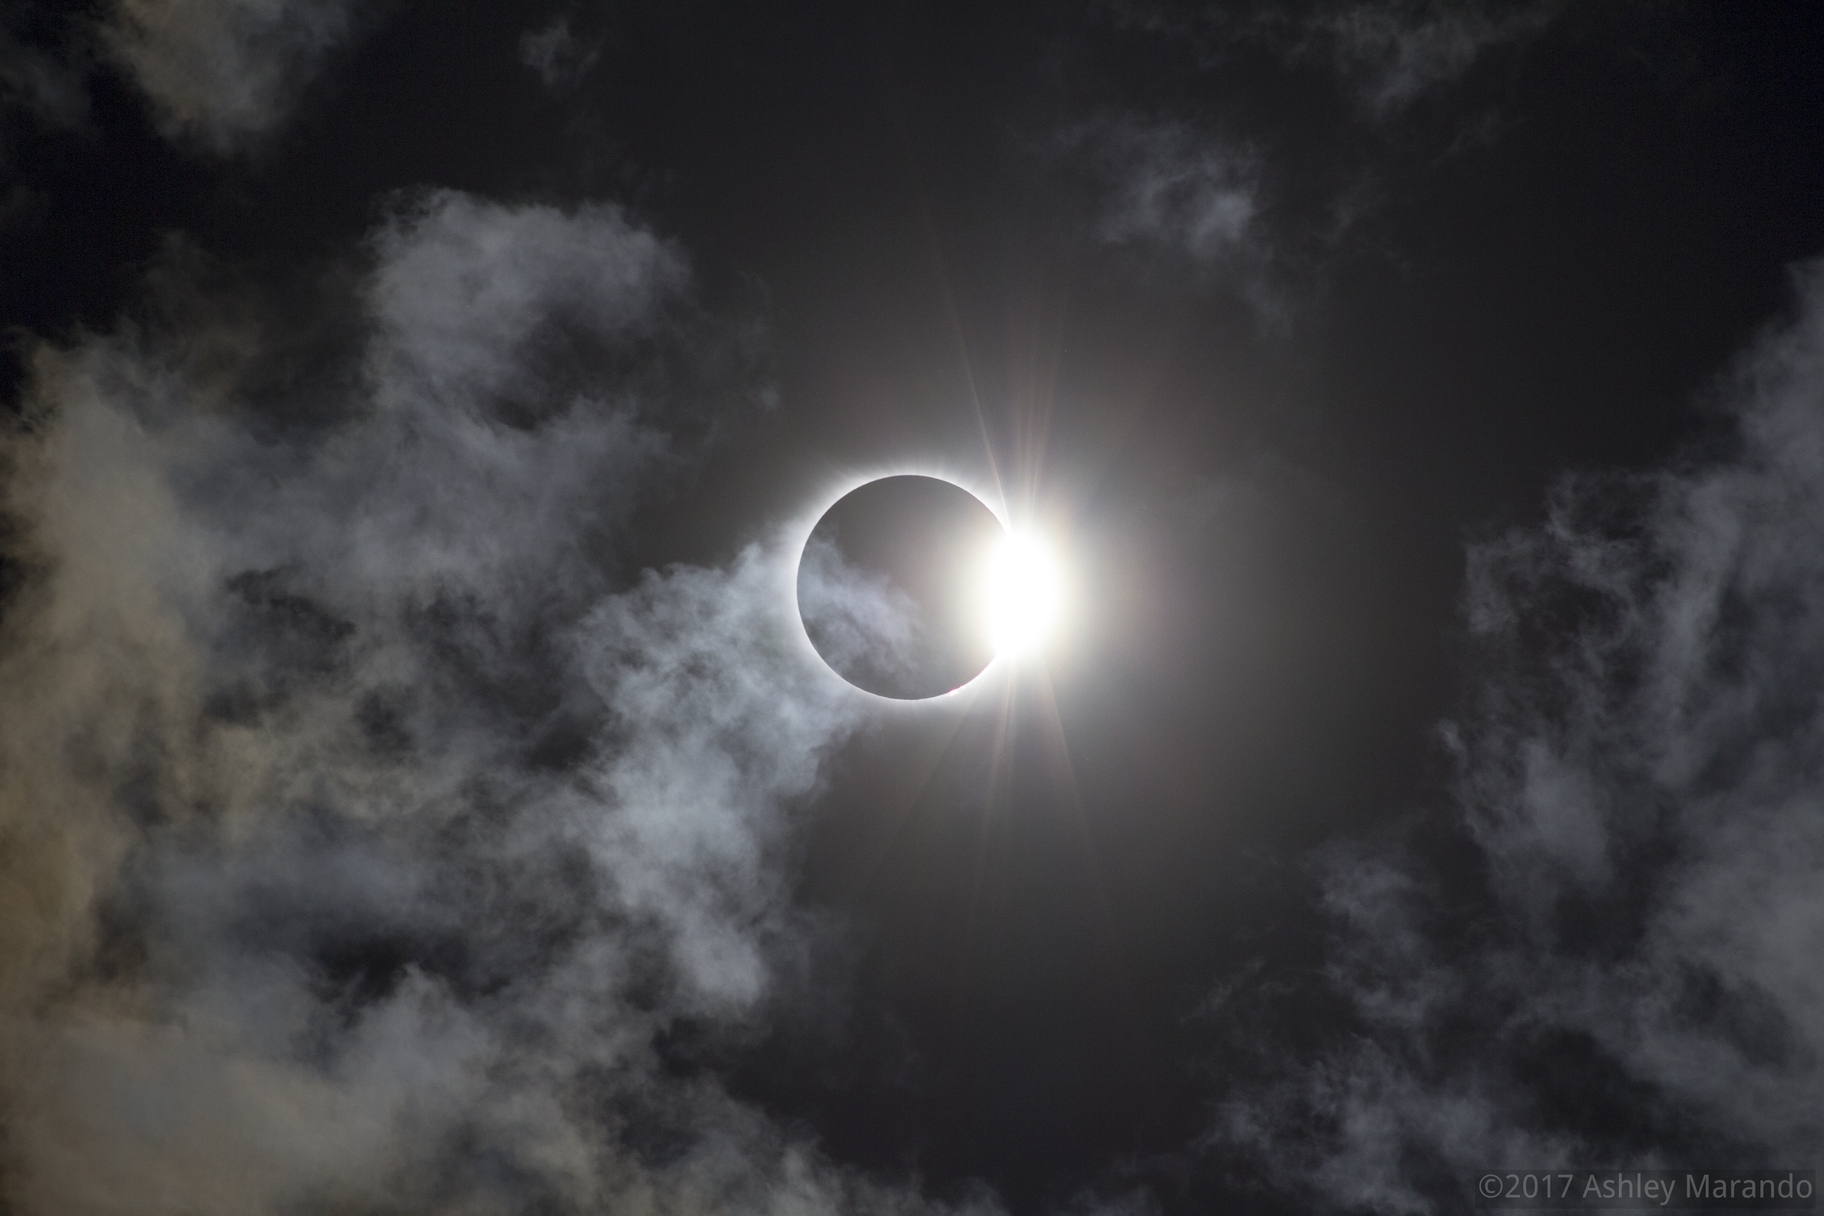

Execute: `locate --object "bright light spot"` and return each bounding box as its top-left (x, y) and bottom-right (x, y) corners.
top-left (978, 530), bottom-right (1062, 657)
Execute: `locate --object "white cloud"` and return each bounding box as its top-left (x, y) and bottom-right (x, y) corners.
top-left (1211, 260), bottom-right (1824, 1207)
top-left (794, 534), bottom-right (925, 692)
top-left (0, 190), bottom-right (994, 1215)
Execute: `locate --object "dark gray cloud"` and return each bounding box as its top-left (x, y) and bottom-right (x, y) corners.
top-left (1072, 0), bottom-right (1562, 302)
top-left (1070, 117), bottom-right (1259, 263)
top-left (100, 0), bottom-right (363, 153)
top-left (0, 189), bottom-right (986, 1215)
top-left (1210, 261), bottom-right (1824, 1208)
top-left (2, 0), bottom-right (370, 154)
top-left (1287, 0), bottom-right (1557, 118)
top-left (519, 14), bottom-right (603, 94)
top-left (0, 21), bottom-right (90, 132)
top-left (1114, 0), bottom-right (1558, 118)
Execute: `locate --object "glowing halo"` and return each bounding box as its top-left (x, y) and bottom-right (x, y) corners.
top-left (788, 468), bottom-right (1064, 704)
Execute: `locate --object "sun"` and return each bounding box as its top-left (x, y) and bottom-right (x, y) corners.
top-left (977, 529), bottom-right (1063, 658)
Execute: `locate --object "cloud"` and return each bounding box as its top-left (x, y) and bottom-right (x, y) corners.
top-left (0, 189), bottom-right (992, 1215)
top-left (0, 22), bottom-right (91, 132)
top-left (100, 0), bottom-right (364, 153)
top-left (1056, 114), bottom-right (1279, 318)
top-left (1114, 0), bottom-right (1558, 118)
top-left (519, 14), bottom-right (603, 94)
top-left (796, 534), bottom-right (925, 691)
top-left (1066, 116), bottom-right (1260, 266)
top-left (1209, 260), bottom-right (1824, 1208)
top-left (1294, 1), bottom-right (1557, 117)
top-left (1075, 1), bottom-right (1564, 300)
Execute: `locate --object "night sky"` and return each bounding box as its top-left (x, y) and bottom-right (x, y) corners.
top-left (3, 4), bottom-right (1824, 1214)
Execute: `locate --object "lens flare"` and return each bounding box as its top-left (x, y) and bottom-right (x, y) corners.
top-left (979, 530), bottom-right (1062, 658)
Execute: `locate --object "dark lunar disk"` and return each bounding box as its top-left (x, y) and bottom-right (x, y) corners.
top-left (797, 475), bottom-right (1005, 699)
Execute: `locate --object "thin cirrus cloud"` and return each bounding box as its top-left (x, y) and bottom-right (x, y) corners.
top-left (0, 188), bottom-right (979, 1215)
top-left (1210, 262), bottom-right (1824, 1208)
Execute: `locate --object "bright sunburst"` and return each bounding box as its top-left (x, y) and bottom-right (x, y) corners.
top-left (977, 529), bottom-right (1063, 658)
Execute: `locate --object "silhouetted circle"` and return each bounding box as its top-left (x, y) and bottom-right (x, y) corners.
top-left (797, 475), bottom-right (1006, 699)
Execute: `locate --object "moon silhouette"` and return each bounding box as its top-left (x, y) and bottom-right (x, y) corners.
top-left (797, 475), bottom-right (1006, 700)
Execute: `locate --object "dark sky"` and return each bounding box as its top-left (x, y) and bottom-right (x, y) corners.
top-left (3, 4), bottom-right (1823, 1215)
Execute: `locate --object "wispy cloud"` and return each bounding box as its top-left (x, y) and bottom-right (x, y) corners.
top-left (1067, 115), bottom-right (1260, 265)
top-left (1295, 1), bottom-right (1557, 117)
top-left (0, 190), bottom-right (991, 1215)
top-left (796, 534), bottom-right (925, 693)
top-left (1056, 113), bottom-right (1280, 319)
top-left (1114, 0), bottom-right (1559, 118)
top-left (1210, 260), bottom-right (1824, 1207)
